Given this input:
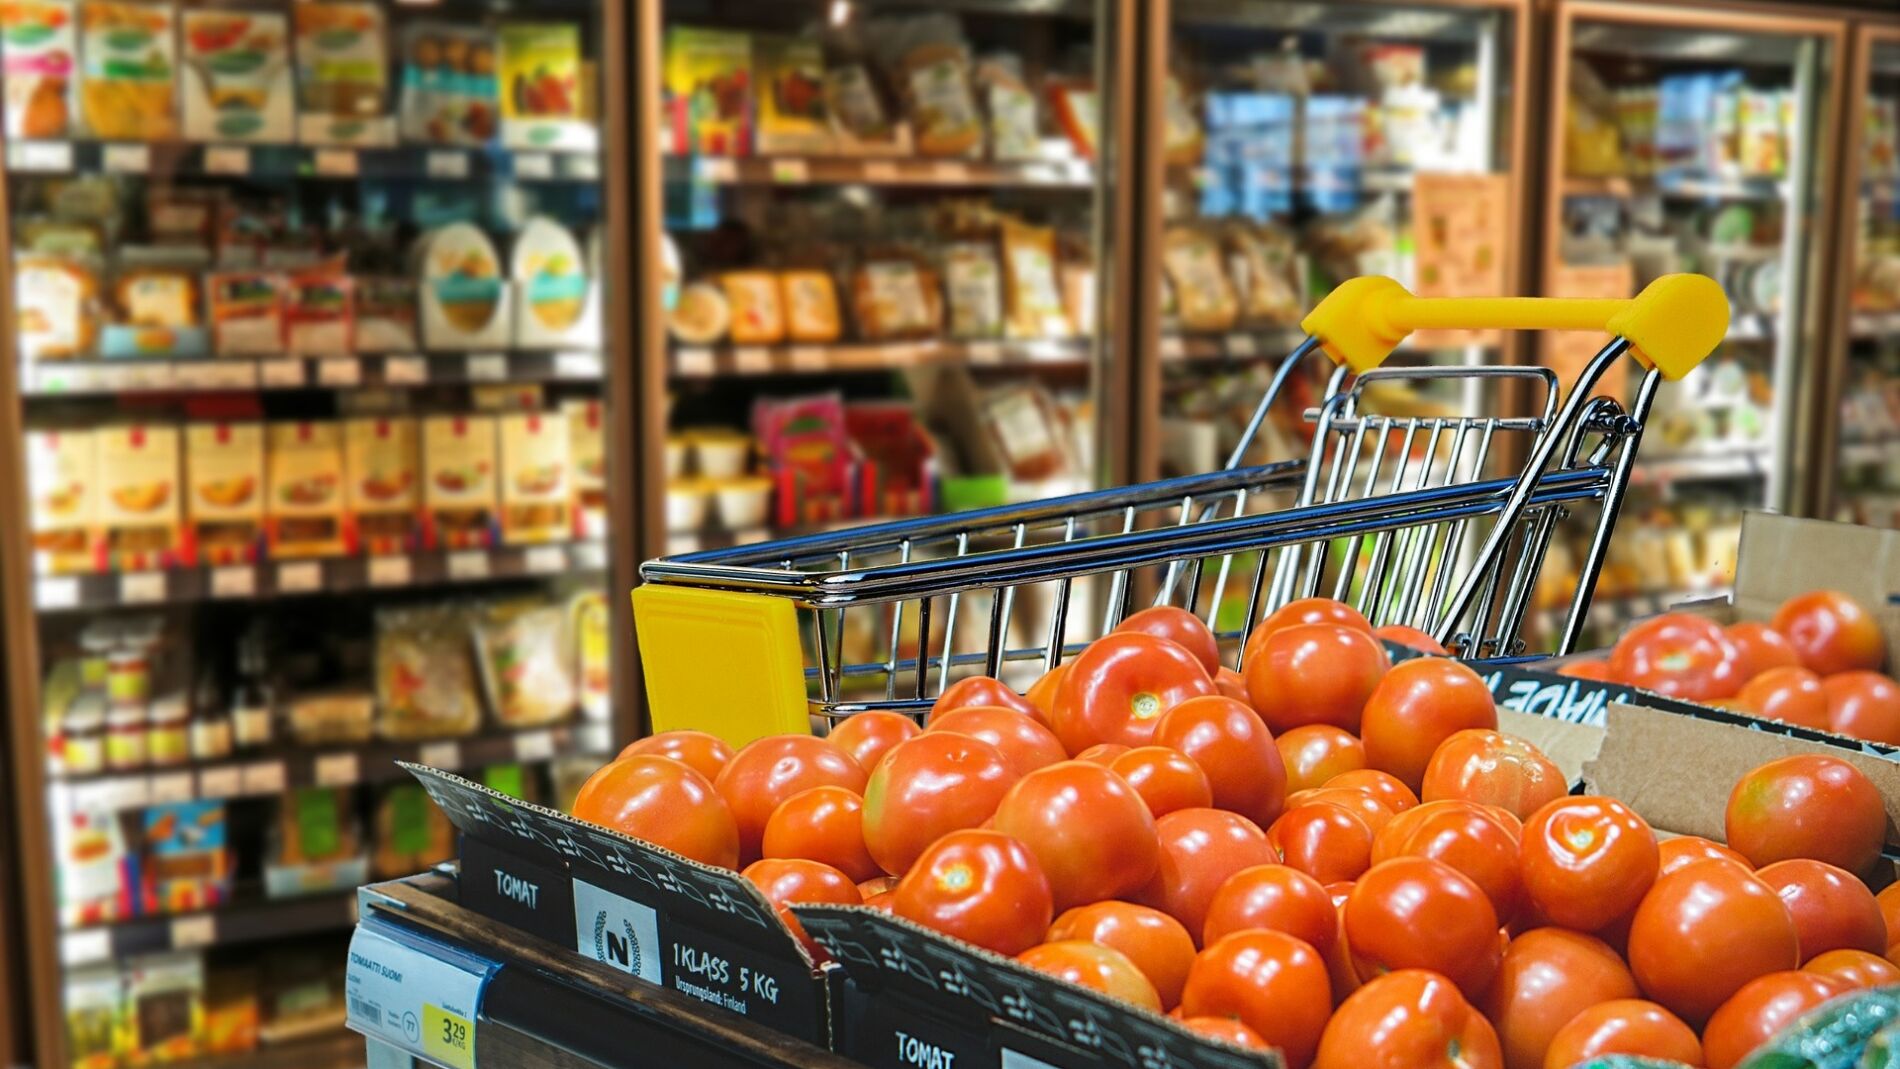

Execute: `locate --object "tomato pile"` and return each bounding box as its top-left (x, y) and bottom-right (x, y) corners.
top-left (1568, 590), bottom-right (1900, 745)
top-left (574, 598), bottom-right (1900, 1069)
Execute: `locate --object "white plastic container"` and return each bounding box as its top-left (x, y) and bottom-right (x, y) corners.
top-left (665, 481), bottom-right (710, 532)
top-left (692, 433), bottom-right (751, 479)
top-left (712, 477), bottom-right (773, 530)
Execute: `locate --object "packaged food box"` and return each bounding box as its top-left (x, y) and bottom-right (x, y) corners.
top-left (180, 8), bottom-right (292, 142)
top-left (206, 271), bottom-right (283, 356)
top-left (1001, 219), bottom-right (1068, 339)
top-left (781, 269), bottom-right (841, 343)
top-left (569, 588), bottom-right (608, 720)
top-left (96, 423), bottom-right (181, 571)
top-left (370, 781), bottom-right (454, 879)
top-left (184, 422), bottom-right (263, 567)
top-left (15, 256), bottom-right (100, 360)
top-left (63, 966), bottom-right (122, 1069)
top-left (2, 0), bottom-right (78, 139)
top-left (201, 969), bottom-right (258, 1055)
top-left (422, 413), bottom-right (496, 549)
top-left (753, 393), bottom-right (857, 527)
top-left (511, 215), bottom-right (597, 349)
top-left (139, 801), bottom-right (231, 915)
top-left (498, 409), bottom-right (569, 545)
top-left (286, 691), bottom-right (370, 746)
top-left (264, 421), bottom-right (345, 558)
top-left (876, 12), bottom-right (980, 158)
top-left (78, 0), bottom-right (175, 140)
top-left (373, 604), bottom-right (478, 741)
top-left (662, 25), bottom-right (749, 155)
top-left (353, 276), bottom-right (418, 353)
top-left (497, 21), bottom-right (592, 151)
top-left (561, 398), bottom-right (604, 539)
top-left (342, 416), bottom-right (419, 555)
top-left (283, 263), bottom-right (352, 354)
top-left (265, 786), bottom-right (367, 897)
top-left (754, 34), bottom-right (829, 155)
top-left (123, 952), bottom-right (203, 1066)
top-left (417, 223), bottom-right (510, 350)
top-left (103, 265), bottom-right (208, 359)
top-left (28, 427), bottom-right (96, 573)
top-left (291, 1), bottom-right (391, 146)
top-left (722, 269), bottom-right (783, 344)
top-left (397, 21), bottom-right (497, 145)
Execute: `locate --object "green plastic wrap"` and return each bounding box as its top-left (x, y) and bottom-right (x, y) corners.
top-left (1568, 1058), bottom-right (1693, 1069)
top-left (1735, 987), bottom-right (1900, 1069)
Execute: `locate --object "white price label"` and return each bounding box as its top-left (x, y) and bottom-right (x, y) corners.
top-left (675, 348), bottom-right (715, 376)
top-left (514, 152), bottom-right (554, 179)
top-left (60, 929), bottom-right (111, 967)
top-left (447, 551), bottom-right (490, 581)
top-left (383, 356), bottom-right (428, 385)
top-left (513, 729), bottom-right (554, 761)
top-left (571, 880), bottom-right (662, 981)
top-left (170, 914), bottom-right (215, 949)
top-left (315, 752), bottom-right (360, 787)
top-left (1225, 333), bottom-right (1259, 357)
top-left (175, 362), bottom-right (257, 389)
top-left (368, 555), bottom-right (412, 587)
top-left (734, 347), bottom-right (772, 374)
top-left (426, 150), bottom-right (470, 178)
top-left (240, 761), bottom-right (286, 796)
top-left (787, 346), bottom-right (827, 372)
top-left (419, 741), bottom-right (462, 770)
top-left (555, 351), bottom-right (602, 378)
top-left (968, 341), bottom-right (1005, 365)
top-left (204, 146), bottom-right (250, 175)
top-left (277, 561), bottom-right (322, 593)
top-left (314, 148), bottom-right (358, 176)
top-left (770, 158), bottom-right (808, 184)
top-left (863, 161), bottom-right (898, 183)
top-left (346, 924), bottom-right (494, 1069)
top-left (1160, 335), bottom-right (1187, 359)
top-left (198, 766), bottom-right (241, 799)
top-left (14, 140), bottom-right (72, 171)
top-left (260, 359), bottom-right (304, 387)
top-left (149, 772), bottom-right (194, 804)
top-left (931, 160), bottom-right (968, 182)
top-left (1001, 1051), bottom-right (1064, 1069)
top-left (102, 143), bottom-right (150, 173)
top-left (317, 359), bottom-right (362, 387)
top-left (210, 566), bottom-right (256, 598)
top-left (695, 156), bottom-right (737, 182)
top-left (466, 354), bottom-right (507, 381)
top-left (36, 576), bottom-right (79, 610)
top-left (566, 155), bottom-right (600, 181)
top-left (578, 721), bottom-right (613, 756)
top-left (119, 571), bottom-right (165, 604)
top-left (524, 545), bottom-right (566, 574)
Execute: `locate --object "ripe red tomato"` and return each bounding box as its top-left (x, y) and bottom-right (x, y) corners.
top-left (857, 875), bottom-right (898, 900)
top-left (892, 829), bottom-right (1053, 956)
top-left (1050, 632), bottom-right (1216, 752)
top-left (1557, 659), bottom-right (1616, 682)
top-left (1073, 743), bottom-right (1129, 765)
top-left (926, 705), bottom-right (1067, 777)
top-left (990, 761), bottom-right (1159, 910)
top-left (1773, 591), bottom-right (1886, 676)
top-left (1270, 802), bottom-right (1375, 884)
top-left (1419, 729), bottom-right (1566, 822)
top-left (1737, 666), bottom-right (1830, 729)
top-left (1726, 754), bottom-right (1887, 875)
top-left (1756, 858), bottom-right (1887, 960)
top-left (618, 730), bottom-right (733, 783)
top-left (1804, 948), bottom-right (1900, 989)
top-left (1202, 863), bottom-right (1335, 953)
top-left (714, 735), bottom-right (867, 864)
top-left (825, 711), bottom-right (920, 775)
top-left (1180, 930), bottom-right (1333, 1069)
top-left (1177, 1016), bottom-right (1268, 1050)
top-left (1244, 597), bottom-right (1375, 666)
top-left (1482, 928), bottom-right (1638, 1069)
top-left (1025, 662), bottom-right (1069, 718)
top-left (1657, 835), bottom-right (1751, 876)
top-left (1627, 858), bottom-right (1800, 1024)
top-left (761, 785), bottom-right (880, 882)
top-left (1117, 605), bottom-right (1222, 676)
top-left (1519, 795), bottom-right (1658, 932)
top-left (1880, 883), bottom-right (1900, 956)
top-left (1346, 857), bottom-right (1502, 997)
top-left (1825, 671), bottom-right (1900, 744)
top-left (861, 732), bottom-right (1017, 875)
top-left (1247, 623), bottom-right (1391, 735)
top-left (1278, 726), bottom-right (1367, 794)
top-left (1729, 621), bottom-right (1804, 682)
top-left (1323, 768), bottom-right (1420, 815)
top-left (1016, 941), bottom-right (1161, 1011)
top-left (1360, 658), bottom-right (1499, 791)
top-left (1137, 807), bottom-right (1278, 943)
top-left (740, 858), bottom-right (859, 962)
top-left (1214, 666), bottom-right (1252, 705)
top-left (1375, 624), bottom-right (1449, 655)
top-left (1373, 799), bottom-right (1523, 924)
top-left (575, 755), bottom-right (740, 869)
top-left (1109, 746), bottom-right (1213, 818)
top-left (1314, 969), bottom-right (1502, 1069)
top-left (1322, 881), bottom-right (1358, 1004)
top-left (1541, 999), bottom-right (1702, 1069)
top-left (864, 891), bottom-right (895, 913)
top-left (1048, 901), bottom-right (1196, 1010)
top-left (1608, 612), bottom-right (1745, 700)
top-left (1297, 786), bottom-right (1397, 836)
top-left (930, 675), bottom-right (1044, 725)
top-left (1703, 970), bottom-right (1851, 1069)
top-left (1153, 694), bottom-right (1288, 827)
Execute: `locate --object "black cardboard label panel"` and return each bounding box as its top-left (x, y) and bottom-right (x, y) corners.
top-left (460, 836), bottom-right (575, 945)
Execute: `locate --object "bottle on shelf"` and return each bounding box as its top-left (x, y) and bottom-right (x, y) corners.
top-left (230, 635), bottom-right (276, 752)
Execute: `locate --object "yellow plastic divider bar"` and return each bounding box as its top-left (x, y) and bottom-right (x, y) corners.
top-left (632, 584), bottom-right (813, 746)
top-left (1300, 273), bottom-right (1730, 380)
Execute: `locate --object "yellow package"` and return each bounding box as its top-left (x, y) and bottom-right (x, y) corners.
top-left (423, 414), bottom-right (496, 550)
top-left (1002, 220), bottom-right (1068, 340)
top-left (498, 410), bottom-right (569, 545)
top-left (723, 270), bottom-right (784, 344)
top-left (265, 421), bottom-right (346, 558)
top-left (344, 417), bottom-right (419, 555)
top-left (781, 269), bottom-right (841, 343)
top-left (79, 0), bottom-right (175, 140)
top-left (185, 422), bottom-right (263, 567)
top-left (1162, 226), bottom-right (1239, 332)
top-left (96, 423), bottom-right (181, 570)
top-left (562, 399), bottom-right (604, 539)
top-left (27, 427), bottom-right (95, 573)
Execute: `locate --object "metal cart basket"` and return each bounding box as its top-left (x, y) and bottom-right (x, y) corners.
top-left (633, 275), bottom-right (1730, 739)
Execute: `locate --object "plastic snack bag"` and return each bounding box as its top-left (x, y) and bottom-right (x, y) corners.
top-left (375, 604), bottom-right (480, 740)
top-left (474, 599), bottom-right (575, 727)
top-left (870, 13), bottom-right (981, 158)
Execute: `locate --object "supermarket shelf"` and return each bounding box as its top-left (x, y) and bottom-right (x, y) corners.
top-left (670, 336), bottom-right (1091, 378)
top-left (1842, 437), bottom-right (1900, 466)
top-left (5, 140), bottom-right (600, 183)
top-left (196, 1030), bottom-right (361, 1069)
top-left (665, 153), bottom-right (1094, 189)
top-left (49, 721), bottom-right (615, 813)
top-left (1161, 327), bottom-right (1309, 362)
top-left (1851, 312), bottom-right (1900, 339)
top-left (1541, 586), bottom-right (1720, 621)
top-left (60, 892), bottom-right (357, 967)
top-left (32, 540), bottom-right (609, 614)
top-left (666, 518), bottom-right (929, 555)
top-left (20, 351), bottom-right (605, 398)
top-left (1561, 172), bottom-right (1787, 200)
top-left (1631, 448), bottom-right (1771, 485)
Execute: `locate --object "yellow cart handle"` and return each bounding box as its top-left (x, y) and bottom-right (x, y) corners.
top-left (1300, 273), bottom-right (1729, 381)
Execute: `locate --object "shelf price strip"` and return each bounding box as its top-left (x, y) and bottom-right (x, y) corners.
top-left (346, 919), bottom-right (499, 1069)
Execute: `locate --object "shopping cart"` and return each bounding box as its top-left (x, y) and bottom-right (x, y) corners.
top-left (633, 274), bottom-right (1729, 740)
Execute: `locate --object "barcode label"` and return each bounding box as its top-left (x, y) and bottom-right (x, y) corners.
top-left (349, 996), bottom-right (382, 1028)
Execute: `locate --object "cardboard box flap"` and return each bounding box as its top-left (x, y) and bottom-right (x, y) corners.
top-left (1736, 512), bottom-right (1900, 667)
top-left (795, 905), bottom-right (1279, 1069)
top-left (1580, 704), bottom-right (1900, 847)
top-left (1499, 708), bottom-right (1605, 784)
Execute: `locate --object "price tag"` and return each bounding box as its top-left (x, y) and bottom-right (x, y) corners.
top-left (346, 922), bottom-right (496, 1069)
top-left (863, 160), bottom-right (899, 183)
top-left (466, 353), bottom-right (507, 381)
top-left (787, 346), bottom-right (827, 372)
top-left (170, 914), bottom-right (215, 949)
top-left (447, 551), bottom-right (490, 581)
top-left (426, 150), bottom-right (469, 178)
top-left (118, 571), bottom-right (165, 605)
top-left (578, 721), bottom-right (613, 756)
top-left (260, 359), bottom-right (304, 387)
top-left (149, 772), bottom-right (194, 805)
top-left (36, 576), bottom-right (79, 610)
top-left (770, 158), bottom-right (809, 184)
top-left (13, 140), bottom-right (72, 171)
top-left (383, 355), bottom-right (428, 385)
top-left (418, 741), bottom-right (462, 770)
top-left (60, 929), bottom-right (111, 967)
top-left (314, 148), bottom-right (358, 176)
top-left (368, 555), bottom-right (412, 587)
top-left (317, 359), bottom-right (362, 387)
top-left (513, 729), bottom-right (554, 761)
top-left (695, 156), bottom-right (737, 182)
top-left (1225, 333), bottom-right (1259, 357)
top-left (968, 341), bottom-right (1005, 365)
top-left (675, 348), bottom-right (714, 376)
top-left (1160, 335), bottom-right (1187, 359)
top-left (555, 351), bottom-right (602, 378)
top-left (102, 143), bottom-right (150, 173)
top-left (514, 152), bottom-right (554, 179)
top-left (570, 541), bottom-right (607, 571)
top-left (316, 752), bottom-right (360, 787)
top-left (210, 566), bottom-right (255, 598)
top-left (566, 154), bottom-right (600, 181)
top-left (277, 560), bottom-right (322, 593)
top-left (931, 160), bottom-right (968, 182)
top-left (240, 761), bottom-right (286, 796)
top-left (198, 766), bottom-right (240, 799)
top-left (175, 362), bottom-right (257, 389)
top-left (523, 545), bottom-right (566, 574)
top-left (734, 347), bottom-right (772, 374)
top-left (204, 146), bottom-right (250, 175)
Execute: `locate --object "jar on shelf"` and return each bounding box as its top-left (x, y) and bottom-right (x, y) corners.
top-left (147, 695), bottom-right (189, 767)
top-left (106, 649), bottom-right (152, 707)
top-left (105, 706), bottom-right (148, 771)
top-left (60, 693), bottom-right (106, 776)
